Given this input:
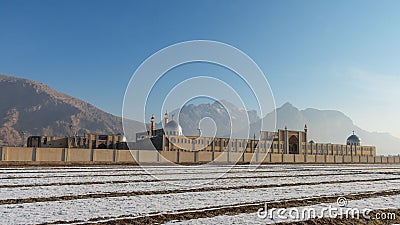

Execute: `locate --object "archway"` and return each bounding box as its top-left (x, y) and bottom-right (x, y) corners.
top-left (289, 135), bottom-right (299, 154)
top-left (98, 143), bottom-right (107, 149)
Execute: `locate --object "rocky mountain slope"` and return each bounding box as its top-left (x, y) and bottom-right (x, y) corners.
top-left (0, 74), bottom-right (125, 146)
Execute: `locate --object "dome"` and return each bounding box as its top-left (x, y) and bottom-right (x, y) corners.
top-left (164, 120), bottom-right (182, 136)
top-left (347, 132), bottom-right (361, 146)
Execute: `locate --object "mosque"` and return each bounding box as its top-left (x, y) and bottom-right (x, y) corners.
top-left (133, 112), bottom-right (376, 157)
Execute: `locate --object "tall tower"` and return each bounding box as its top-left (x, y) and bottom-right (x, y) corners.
top-left (284, 126), bottom-right (288, 154)
top-left (304, 124), bottom-right (308, 143)
top-left (164, 111), bottom-right (169, 125)
top-left (150, 114), bottom-right (155, 136)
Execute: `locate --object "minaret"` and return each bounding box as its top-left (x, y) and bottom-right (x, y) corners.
top-left (284, 126), bottom-right (288, 154)
top-left (304, 124), bottom-right (308, 142)
top-left (164, 111), bottom-right (169, 125)
top-left (150, 114), bottom-right (155, 136)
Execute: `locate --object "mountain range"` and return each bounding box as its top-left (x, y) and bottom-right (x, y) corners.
top-left (169, 100), bottom-right (259, 138)
top-left (0, 74), bottom-right (398, 155)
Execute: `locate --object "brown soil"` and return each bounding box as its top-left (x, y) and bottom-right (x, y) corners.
top-left (2, 177), bottom-right (400, 205)
top-left (0, 172), bottom-right (372, 188)
top-left (277, 209), bottom-right (400, 225)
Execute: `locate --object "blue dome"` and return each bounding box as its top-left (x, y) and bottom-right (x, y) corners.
top-left (347, 132), bottom-right (361, 146)
top-left (347, 134), bottom-right (360, 142)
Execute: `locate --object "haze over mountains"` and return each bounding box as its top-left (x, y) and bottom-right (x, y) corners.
top-left (169, 100), bottom-right (260, 138)
top-left (0, 74), bottom-right (398, 155)
top-left (272, 103), bottom-right (400, 155)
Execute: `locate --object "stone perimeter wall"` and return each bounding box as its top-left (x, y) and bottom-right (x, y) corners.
top-left (0, 146), bottom-right (399, 165)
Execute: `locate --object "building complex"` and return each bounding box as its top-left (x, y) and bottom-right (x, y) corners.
top-left (132, 112), bottom-right (376, 156)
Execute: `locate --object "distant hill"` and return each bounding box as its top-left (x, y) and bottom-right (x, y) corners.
top-left (170, 100), bottom-right (259, 138)
top-left (0, 74), bottom-right (138, 146)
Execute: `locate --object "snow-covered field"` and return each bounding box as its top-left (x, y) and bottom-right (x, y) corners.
top-left (0, 164), bottom-right (399, 224)
top-left (165, 194), bottom-right (400, 225)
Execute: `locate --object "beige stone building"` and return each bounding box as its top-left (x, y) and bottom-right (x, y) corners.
top-left (27, 133), bottom-right (128, 149)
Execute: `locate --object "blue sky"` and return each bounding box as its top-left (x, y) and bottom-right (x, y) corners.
top-left (1, 0), bottom-right (400, 137)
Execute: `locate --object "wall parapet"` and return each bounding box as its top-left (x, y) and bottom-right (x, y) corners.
top-left (0, 147), bottom-right (399, 165)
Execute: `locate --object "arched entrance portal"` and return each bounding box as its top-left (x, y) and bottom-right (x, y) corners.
top-left (289, 135), bottom-right (299, 154)
top-left (98, 143), bottom-right (107, 149)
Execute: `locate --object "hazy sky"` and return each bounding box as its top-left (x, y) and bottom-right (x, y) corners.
top-left (1, 0), bottom-right (400, 137)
